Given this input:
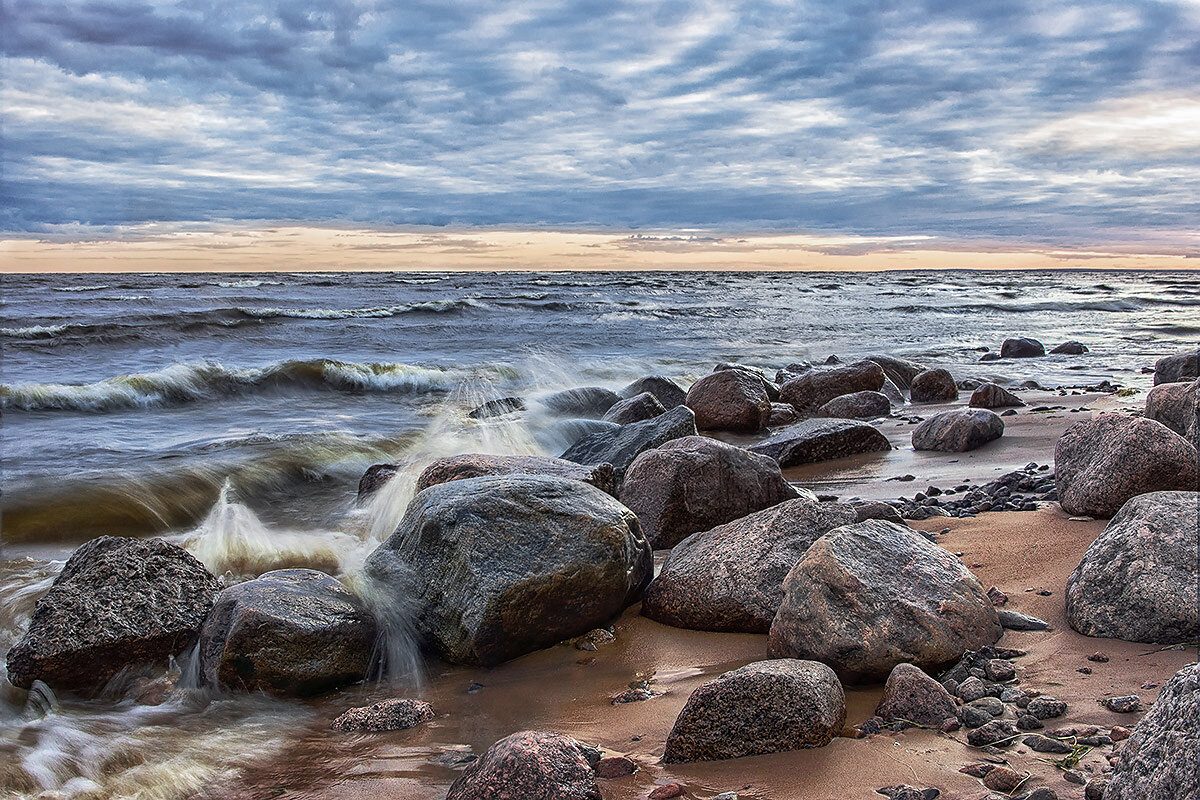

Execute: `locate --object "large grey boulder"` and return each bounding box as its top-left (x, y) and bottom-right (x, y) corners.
top-left (865, 355), bottom-right (929, 390)
top-left (1001, 338), bottom-right (1045, 358)
top-left (685, 369), bottom-right (772, 432)
top-left (748, 418), bottom-right (891, 466)
top-left (447, 730), bottom-right (602, 800)
top-left (601, 391), bottom-right (665, 424)
top-left (641, 498), bottom-right (856, 633)
top-left (912, 409), bottom-right (1004, 452)
top-left (1154, 348), bottom-right (1200, 385)
top-left (1055, 413), bottom-right (1198, 517)
top-left (1106, 663), bottom-right (1199, 800)
top-left (662, 659), bottom-right (845, 762)
top-left (910, 368), bottom-right (958, 403)
top-left (1066, 491), bottom-right (1198, 644)
top-left (970, 383), bottom-right (1025, 409)
top-left (875, 663), bottom-right (959, 728)
top-left (818, 391), bottom-right (892, 419)
top-left (364, 475), bottom-right (651, 666)
top-left (620, 375), bottom-right (686, 409)
top-left (197, 569), bottom-right (378, 696)
top-left (417, 453), bottom-right (616, 496)
top-left (619, 436), bottom-right (799, 550)
top-left (1145, 379), bottom-right (1198, 443)
top-left (767, 520), bottom-right (1002, 684)
top-left (538, 387), bottom-right (621, 417)
top-left (5, 536), bottom-right (221, 692)
top-left (780, 360), bottom-right (885, 410)
top-left (559, 405), bottom-right (698, 483)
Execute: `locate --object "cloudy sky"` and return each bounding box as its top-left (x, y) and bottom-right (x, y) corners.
top-left (4, 0), bottom-right (1200, 268)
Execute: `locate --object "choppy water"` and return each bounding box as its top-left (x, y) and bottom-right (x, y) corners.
top-left (1, 269), bottom-right (1198, 797)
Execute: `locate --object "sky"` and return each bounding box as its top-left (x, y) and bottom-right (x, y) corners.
top-left (3, 0), bottom-right (1200, 270)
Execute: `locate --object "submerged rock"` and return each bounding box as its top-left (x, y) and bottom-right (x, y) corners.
top-left (780, 360), bottom-right (885, 410)
top-left (1066, 491), bottom-right (1199, 644)
top-left (748, 418), bottom-right (891, 466)
top-left (875, 663), bottom-right (958, 728)
top-left (357, 463), bottom-right (400, 500)
top-left (618, 436), bottom-right (799, 550)
top-left (685, 369), bottom-right (772, 432)
top-left (6, 536), bottom-right (221, 692)
top-left (1055, 413), bottom-right (1198, 517)
top-left (910, 368), bottom-right (958, 403)
top-left (416, 453), bottom-right (615, 496)
top-left (767, 520), bottom-right (1001, 684)
top-left (1105, 663), bottom-right (1199, 800)
top-left (446, 730), bottom-right (602, 800)
top-left (197, 569), bottom-right (378, 696)
top-left (620, 375), bottom-right (686, 409)
top-left (912, 409), bottom-right (1004, 452)
top-left (468, 396), bottom-right (526, 419)
top-left (601, 391), bottom-right (665, 424)
top-left (1153, 347), bottom-right (1200, 385)
top-left (539, 387), bottom-right (621, 418)
top-left (365, 475), bottom-right (651, 666)
top-left (559, 405), bottom-right (698, 484)
top-left (1001, 338), bottom-right (1045, 358)
top-left (1051, 341), bottom-right (1089, 355)
top-left (662, 659), bottom-right (845, 762)
top-left (818, 390), bottom-right (892, 419)
top-left (331, 698), bottom-right (435, 732)
top-left (641, 498), bottom-right (856, 633)
top-left (969, 383), bottom-right (1025, 409)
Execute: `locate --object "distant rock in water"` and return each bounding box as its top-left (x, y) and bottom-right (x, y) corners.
top-left (979, 352), bottom-right (1002, 362)
top-left (365, 475), bottom-right (651, 666)
top-left (970, 383), bottom-right (1025, 409)
top-left (912, 409), bottom-right (1004, 452)
top-left (446, 730), bottom-right (602, 800)
top-left (331, 698), bottom-right (435, 732)
top-left (1055, 413), bottom-right (1198, 517)
top-left (767, 520), bottom-right (1001, 684)
top-left (601, 391), bottom-right (665, 424)
top-left (1051, 341), bottom-right (1089, 355)
top-left (1066, 491), bottom-right (1198, 644)
top-left (910, 368), bottom-right (959, 403)
top-left (748, 418), bottom-right (891, 466)
top-left (1105, 663), bottom-right (1199, 800)
top-left (559, 405), bottom-right (697, 484)
top-left (538, 387), bottom-right (621, 418)
top-left (357, 463), bottom-right (399, 500)
top-left (197, 569), bottom-right (378, 696)
top-left (620, 375), bottom-right (686, 409)
top-left (662, 659), bottom-right (845, 762)
top-left (619, 435), bottom-right (799, 550)
top-left (865, 355), bottom-right (929, 390)
top-left (5, 536), bottom-right (220, 692)
top-left (1000, 338), bottom-right (1045, 358)
top-left (818, 390), bottom-right (891, 419)
top-left (468, 396), bottom-right (526, 419)
top-left (416, 453), bottom-right (615, 497)
top-left (1145, 379), bottom-right (1198, 442)
top-left (1153, 347), bottom-right (1200, 385)
top-left (685, 369), bottom-right (772, 432)
top-left (779, 360), bottom-right (885, 410)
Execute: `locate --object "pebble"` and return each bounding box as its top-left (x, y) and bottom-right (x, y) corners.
top-left (1016, 714), bottom-right (1044, 731)
top-left (1100, 695), bottom-right (1141, 713)
top-left (1064, 770), bottom-right (1087, 785)
top-left (1087, 652), bottom-right (1109, 663)
top-left (1026, 697), bottom-right (1067, 720)
top-left (982, 766), bottom-right (1025, 792)
top-left (648, 784), bottom-right (685, 800)
top-left (1110, 725), bottom-right (1131, 742)
top-left (1022, 734), bottom-right (1073, 754)
top-left (594, 756), bottom-right (637, 778)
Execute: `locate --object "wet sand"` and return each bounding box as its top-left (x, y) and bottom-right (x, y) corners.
top-left (227, 390), bottom-right (1195, 800)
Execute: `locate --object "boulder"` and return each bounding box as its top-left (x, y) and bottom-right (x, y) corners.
top-left (197, 569), bottom-right (378, 696)
top-left (767, 520), bottom-right (1002, 684)
top-left (468, 397), bottom-right (526, 419)
top-left (1051, 341), bottom-right (1089, 355)
top-left (662, 659), bottom-right (845, 762)
top-left (620, 375), bottom-right (686, 409)
top-left (602, 392), bottom-right (666, 424)
top-left (685, 369), bottom-right (771, 432)
top-left (1145, 379), bottom-right (1198, 440)
top-left (537, 419), bottom-right (618, 452)
top-left (767, 402), bottom-right (798, 427)
top-left (364, 475), bottom-right (651, 666)
top-left (1066, 491), bottom-right (1199, 644)
top-left (446, 730), bottom-right (602, 800)
top-left (875, 663), bottom-right (958, 728)
top-left (1001, 338), bottom-right (1045, 358)
top-left (780, 360), bottom-right (885, 410)
top-left (818, 391), bottom-right (892, 419)
top-left (910, 369), bottom-right (958, 403)
top-left (1055, 414), bottom-right (1198, 517)
top-left (979, 352), bottom-right (1002, 362)
top-left (331, 698), bottom-right (435, 732)
top-left (417, 454), bottom-right (616, 497)
top-left (538, 387), bottom-right (621, 417)
top-left (641, 498), bottom-right (856, 632)
top-left (969, 383), bottom-right (1025, 409)
top-left (713, 362), bottom-right (780, 401)
top-left (559, 405), bottom-right (697, 483)
top-left (5, 536), bottom-right (221, 692)
top-left (1105, 663), bottom-right (1199, 800)
top-left (912, 409), bottom-right (1004, 452)
top-left (618, 436), bottom-right (799, 550)
top-left (1153, 348), bottom-right (1200, 385)
top-left (866, 355), bottom-right (929, 390)
top-left (748, 418), bottom-right (891, 467)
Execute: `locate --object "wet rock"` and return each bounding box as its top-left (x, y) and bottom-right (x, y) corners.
top-left (662, 659), bottom-right (845, 762)
top-left (468, 396), bottom-right (526, 419)
top-left (1144, 379), bottom-right (1198, 442)
top-left (997, 610), bottom-right (1050, 631)
top-left (910, 368), bottom-right (959, 403)
top-left (912, 409), bottom-right (1004, 452)
top-left (641, 498), bottom-right (856, 633)
top-left (780, 360), bottom-right (886, 410)
top-left (358, 463), bottom-right (400, 500)
top-left (818, 390), bottom-right (892, 419)
top-left (685, 369), bottom-right (772, 432)
top-left (417, 454), bottom-right (616, 496)
top-left (767, 402), bottom-right (798, 427)
top-left (1153, 347), bottom-right (1200, 385)
top-left (980, 352), bottom-right (1002, 362)
top-left (602, 392), bottom-right (666, 425)
top-left (621, 376), bottom-right (686, 409)
top-left (539, 419), bottom-right (620, 452)
top-left (648, 784), bottom-right (685, 800)
top-left (767, 520), bottom-right (1002, 684)
top-left (446, 730), bottom-right (602, 800)
top-left (619, 436), bottom-right (800, 550)
top-left (748, 418), bottom-right (891, 466)
top-left (875, 663), bottom-right (959, 728)
top-left (1066, 491), bottom-right (1199, 644)
top-left (1101, 695), bottom-right (1142, 713)
top-left (1054, 414), bottom-right (1198, 517)
top-left (594, 755), bottom-right (636, 778)
top-left (865, 355), bottom-right (929, 390)
top-left (331, 698), bottom-right (435, 732)
top-left (365, 475), bottom-right (651, 666)
top-left (1052, 341), bottom-right (1089, 355)
top-left (1106, 663), bottom-right (1198, 800)
top-left (970, 383), bottom-right (1026, 409)
top-left (560, 405), bottom-right (698, 484)
top-left (1001, 338), bottom-right (1046, 358)
top-left (539, 387), bottom-right (621, 418)
top-left (6, 536), bottom-right (221, 692)
top-left (198, 569), bottom-right (378, 696)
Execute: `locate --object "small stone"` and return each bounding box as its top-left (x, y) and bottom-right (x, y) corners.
top-left (648, 784), bottom-right (685, 800)
top-left (969, 697), bottom-right (1006, 718)
top-left (1027, 697), bottom-right (1067, 720)
top-left (1017, 715), bottom-right (1044, 730)
top-left (997, 610), bottom-right (1051, 631)
top-left (331, 699), bottom-right (435, 732)
top-left (877, 787), bottom-right (941, 800)
top-left (1064, 770), bottom-right (1087, 785)
top-left (1084, 777), bottom-right (1109, 800)
top-left (960, 705), bottom-right (993, 729)
top-left (1087, 652), bottom-right (1109, 663)
top-left (594, 756), bottom-right (637, 778)
top-left (1079, 667), bottom-right (1093, 675)
top-left (1100, 695), bottom-right (1141, 713)
top-left (968, 720), bottom-right (1018, 747)
top-left (983, 766), bottom-right (1025, 792)
top-left (1109, 725), bottom-right (1131, 742)
top-left (1023, 734), bottom-right (1073, 754)
top-left (987, 587), bottom-right (1009, 606)
top-left (713, 793), bottom-right (738, 800)
top-left (960, 763), bottom-right (995, 778)
top-left (985, 660), bottom-right (1016, 682)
